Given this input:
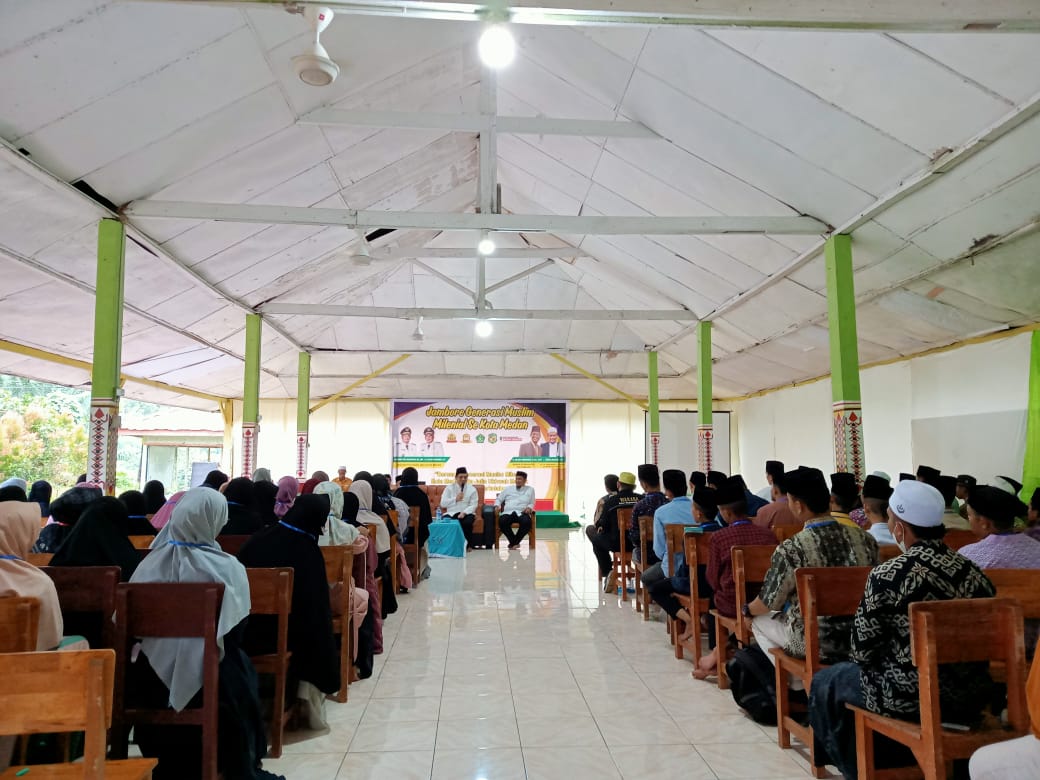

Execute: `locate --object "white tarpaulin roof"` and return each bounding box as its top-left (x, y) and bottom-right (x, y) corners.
top-left (1, 1), bottom-right (1038, 410)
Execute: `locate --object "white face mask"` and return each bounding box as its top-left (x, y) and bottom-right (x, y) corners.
top-left (894, 523), bottom-right (907, 553)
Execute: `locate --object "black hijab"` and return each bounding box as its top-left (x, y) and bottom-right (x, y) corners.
top-left (143, 480), bottom-right (166, 515)
top-left (50, 496), bottom-right (140, 580)
top-left (342, 492), bottom-right (360, 524)
top-left (118, 490), bottom-right (158, 535)
top-left (34, 486), bottom-right (103, 553)
top-left (222, 477), bottom-right (262, 535)
top-left (237, 491), bottom-right (339, 695)
top-left (252, 479), bottom-right (278, 526)
top-left (29, 481), bottom-right (52, 516)
top-left (0, 485), bottom-right (28, 502)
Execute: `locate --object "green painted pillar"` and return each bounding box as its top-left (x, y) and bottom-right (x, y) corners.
top-left (295, 352), bottom-right (311, 480)
top-left (87, 219), bottom-right (126, 495)
top-left (648, 351), bottom-right (660, 465)
top-left (697, 321), bottom-right (714, 473)
top-left (241, 314), bottom-right (262, 477)
top-left (1023, 331), bottom-right (1040, 502)
top-left (825, 234), bottom-right (865, 483)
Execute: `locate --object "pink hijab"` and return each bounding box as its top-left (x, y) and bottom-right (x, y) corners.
top-left (149, 491), bottom-right (186, 530)
top-left (274, 476), bottom-right (298, 519)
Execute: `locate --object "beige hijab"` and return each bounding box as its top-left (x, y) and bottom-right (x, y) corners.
top-left (0, 500), bottom-right (63, 650)
top-left (348, 480), bottom-right (390, 553)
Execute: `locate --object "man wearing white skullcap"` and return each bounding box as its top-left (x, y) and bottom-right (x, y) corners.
top-left (808, 480), bottom-right (996, 780)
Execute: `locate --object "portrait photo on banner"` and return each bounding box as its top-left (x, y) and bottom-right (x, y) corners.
top-left (391, 400), bottom-right (567, 511)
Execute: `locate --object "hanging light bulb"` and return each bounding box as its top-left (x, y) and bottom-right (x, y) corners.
top-left (478, 23), bottom-right (515, 69)
top-left (474, 320), bottom-right (493, 338)
top-left (477, 236), bottom-right (496, 256)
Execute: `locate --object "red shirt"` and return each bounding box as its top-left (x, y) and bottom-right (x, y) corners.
top-left (707, 520), bottom-right (778, 617)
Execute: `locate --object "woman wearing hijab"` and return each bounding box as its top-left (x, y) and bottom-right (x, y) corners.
top-left (128, 488), bottom-right (281, 780)
top-left (201, 469), bottom-right (229, 491)
top-left (149, 491), bottom-right (185, 531)
top-left (238, 494), bottom-right (341, 727)
top-left (251, 468), bottom-right (272, 483)
top-left (273, 476), bottom-right (298, 519)
top-left (348, 480), bottom-right (397, 619)
top-left (51, 496), bottom-right (141, 581)
top-left (118, 491), bottom-right (160, 535)
top-left (309, 470), bottom-right (330, 483)
top-left (252, 480), bottom-right (278, 527)
top-left (313, 482), bottom-right (359, 546)
top-left (143, 480), bottom-right (166, 517)
top-left (33, 485), bottom-right (102, 553)
top-left (395, 467), bottom-right (432, 576)
top-left (0, 481), bottom-right (28, 502)
top-left (299, 478), bottom-right (321, 496)
top-left (221, 477), bottom-right (262, 535)
top-left (0, 498), bottom-right (63, 649)
top-left (28, 480), bottom-right (52, 519)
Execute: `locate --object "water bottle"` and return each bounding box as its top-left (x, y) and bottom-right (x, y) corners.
top-left (435, 507), bottom-right (442, 522)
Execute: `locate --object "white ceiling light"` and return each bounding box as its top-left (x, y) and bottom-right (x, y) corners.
top-left (292, 6), bottom-right (340, 86)
top-left (478, 24), bottom-right (515, 69)
top-left (349, 240), bottom-right (372, 265)
top-left (477, 237), bottom-right (496, 256)
top-left (474, 320), bottom-right (493, 338)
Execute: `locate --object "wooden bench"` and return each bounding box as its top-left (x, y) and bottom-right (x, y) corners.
top-left (849, 598), bottom-right (1029, 780)
top-left (322, 545), bottom-right (355, 704)
top-left (110, 583), bottom-right (224, 780)
top-left (612, 507), bottom-right (635, 602)
top-left (0, 596), bottom-right (39, 653)
top-left (772, 566), bottom-right (872, 777)
top-left (0, 649), bottom-right (157, 779)
top-left (26, 553), bottom-right (54, 567)
top-left (401, 506), bottom-right (422, 583)
top-left (41, 566), bottom-right (121, 650)
top-left (216, 535), bottom-right (250, 556)
top-left (245, 567), bottom-right (294, 758)
top-left (772, 525), bottom-right (802, 543)
top-left (127, 536), bottom-right (154, 551)
top-left (879, 544), bottom-right (902, 562)
top-left (632, 515), bottom-right (653, 619)
top-left (713, 544), bottom-right (777, 690)
top-left (661, 523), bottom-right (688, 641)
top-left (675, 531), bottom-right (713, 666)
top-left (943, 529), bottom-right (977, 551)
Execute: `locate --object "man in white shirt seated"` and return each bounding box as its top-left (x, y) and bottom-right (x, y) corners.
top-left (497, 470), bottom-right (536, 549)
top-left (441, 466), bottom-right (479, 550)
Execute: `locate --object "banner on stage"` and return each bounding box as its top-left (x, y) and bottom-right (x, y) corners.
top-left (391, 400), bottom-right (567, 511)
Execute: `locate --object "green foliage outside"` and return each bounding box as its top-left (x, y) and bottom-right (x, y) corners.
top-left (0, 375), bottom-right (162, 494)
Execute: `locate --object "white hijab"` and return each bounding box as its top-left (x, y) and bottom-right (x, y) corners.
top-left (348, 480), bottom-right (390, 553)
top-left (313, 481), bottom-right (359, 546)
top-left (132, 488), bottom-right (251, 711)
top-left (0, 500), bottom-right (62, 650)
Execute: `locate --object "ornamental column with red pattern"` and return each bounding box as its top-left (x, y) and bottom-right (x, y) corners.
top-left (295, 352), bottom-right (311, 481)
top-left (696, 321), bottom-right (714, 473)
top-left (648, 351), bottom-right (660, 465)
top-left (87, 219), bottom-right (126, 495)
top-left (826, 234), bottom-right (866, 483)
top-left (241, 314), bottom-right (262, 478)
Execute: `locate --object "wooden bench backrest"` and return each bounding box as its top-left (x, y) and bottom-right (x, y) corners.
top-left (0, 596), bottom-right (40, 652)
top-left (128, 535), bottom-right (154, 550)
top-left (943, 529), bottom-right (977, 551)
top-left (665, 524), bottom-right (686, 570)
top-left (638, 515), bottom-right (653, 562)
top-left (732, 544), bottom-right (778, 642)
top-left (797, 567), bottom-right (872, 674)
top-left (986, 569), bottom-right (1040, 619)
top-left (321, 545), bottom-right (346, 585)
top-left (878, 544), bottom-right (902, 562)
top-left (41, 565), bottom-right (121, 648)
top-left (26, 552), bottom-right (53, 567)
top-left (217, 535), bottom-right (250, 555)
top-left (910, 598), bottom-right (1028, 735)
top-left (246, 567), bottom-right (293, 662)
top-left (0, 649), bottom-right (116, 775)
top-left (773, 525), bottom-right (801, 543)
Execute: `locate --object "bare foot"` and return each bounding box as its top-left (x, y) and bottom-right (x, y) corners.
top-left (677, 625), bottom-right (696, 643)
top-left (692, 664), bottom-right (716, 680)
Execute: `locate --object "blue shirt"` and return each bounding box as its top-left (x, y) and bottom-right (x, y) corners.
top-left (653, 496), bottom-right (694, 576)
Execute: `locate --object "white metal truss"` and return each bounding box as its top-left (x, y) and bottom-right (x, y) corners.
top-left (123, 201), bottom-right (830, 235)
top-left (259, 304), bottom-right (697, 320)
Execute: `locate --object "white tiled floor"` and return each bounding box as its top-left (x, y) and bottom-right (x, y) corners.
top-left (263, 528), bottom-right (817, 779)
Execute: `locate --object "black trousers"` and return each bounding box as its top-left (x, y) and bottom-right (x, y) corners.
top-left (586, 525), bottom-right (619, 577)
top-left (499, 512), bottom-right (532, 546)
top-left (452, 513), bottom-right (477, 547)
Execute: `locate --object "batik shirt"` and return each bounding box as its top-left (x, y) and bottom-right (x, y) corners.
top-left (758, 519), bottom-right (879, 661)
top-left (852, 540), bottom-right (995, 721)
top-left (630, 491), bottom-right (668, 532)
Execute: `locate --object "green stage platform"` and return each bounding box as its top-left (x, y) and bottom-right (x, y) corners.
top-left (536, 511), bottom-right (578, 529)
